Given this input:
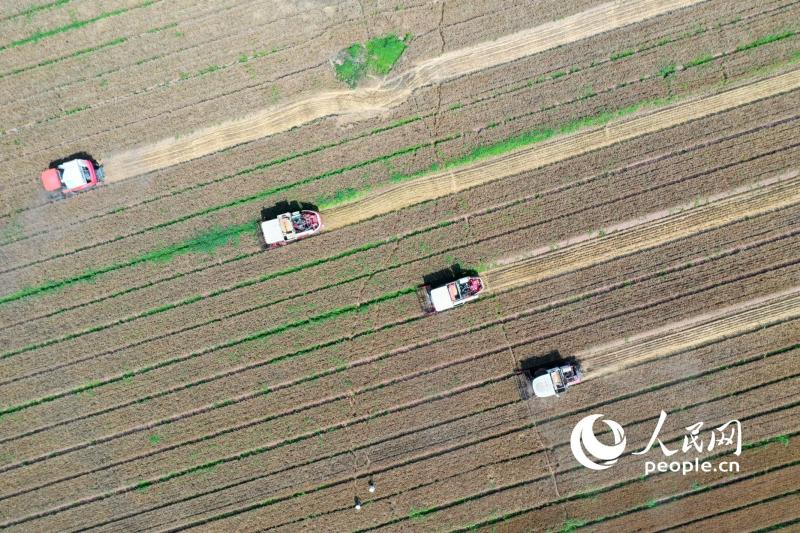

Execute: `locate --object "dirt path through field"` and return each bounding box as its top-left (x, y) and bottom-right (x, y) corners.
top-left (100, 0), bottom-right (702, 181)
top-left (484, 170), bottom-right (800, 291)
top-left (324, 68), bottom-right (800, 229)
top-left (582, 286), bottom-right (800, 377)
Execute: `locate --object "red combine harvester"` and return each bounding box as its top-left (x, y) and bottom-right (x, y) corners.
top-left (260, 210), bottom-right (323, 249)
top-left (40, 158), bottom-right (104, 199)
top-left (418, 276), bottom-right (485, 313)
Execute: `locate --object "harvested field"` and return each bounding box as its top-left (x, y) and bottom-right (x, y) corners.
top-left (1, 0), bottom-right (798, 530)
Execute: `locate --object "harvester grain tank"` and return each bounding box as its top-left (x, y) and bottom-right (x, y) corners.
top-left (40, 158), bottom-right (104, 198)
top-left (260, 210), bottom-right (322, 249)
top-left (417, 276), bottom-right (484, 313)
top-left (522, 364), bottom-right (582, 398)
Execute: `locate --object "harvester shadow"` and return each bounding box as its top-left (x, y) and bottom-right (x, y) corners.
top-left (260, 200), bottom-right (320, 222)
top-left (516, 351), bottom-right (581, 401)
top-left (48, 152), bottom-right (101, 170)
top-left (421, 264), bottom-right (479, 287)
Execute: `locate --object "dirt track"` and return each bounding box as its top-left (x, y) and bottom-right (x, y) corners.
top-left (324, 69), bottom-right (800, 229)
top-left (582, 286), bottom-right (800, 376)
top-left (484, 171), bottom-right (800, 291)
top-left (101, 0), bottom-right (703, 181)
top-left (3, 0), bottom-right (799, 530)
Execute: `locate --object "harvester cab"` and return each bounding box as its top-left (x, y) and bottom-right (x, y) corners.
top-left (518, 364), bottom-right (582, 399)
top-left (40, 158), bottom-right (104, 198)
top-left (417, 276), bottom-right (484, 313)
top-left (260, 210), bottom-right (322, 249)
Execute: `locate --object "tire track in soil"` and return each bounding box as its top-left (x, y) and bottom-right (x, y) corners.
top-left (201, 337), bottom-right (800, 531)
top-left (323, 68), bottom-right (800, 229)
top-left (2, 200), bottom-right (796, 471)
top-left (3, 241), bottom-right (796, 524)
top-left (101, 0), bottom-right (703, 182)
top-left (2, 164), bottom-right (796, 427)
top-left (365, 372), bottom-right (800, 532)
top-left (483, 170), bottom-right (800, 292)
top-left (581, 287), bottom-right (800, 377)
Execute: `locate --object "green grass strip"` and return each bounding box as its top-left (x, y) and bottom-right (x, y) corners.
top-left (0, 138), bottom-right (436, 306)
top-left (0, 36), bottom-right (127, 79)
top-left (0, 286), bottom-right (414, 415)
top-left (0, 235), bottom-right (399, 359)
top-left (736, 30), bottom-right (796, 53)
top-left (1, 0), bottom-right (72, 22)
top-left (0, 92), bottom-right (668, 305)
top-left (0, 1), bottom-right (155, 51)
top-left (320, 94), bottom-right (674, 211)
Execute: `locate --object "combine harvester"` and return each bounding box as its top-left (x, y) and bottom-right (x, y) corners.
top-left (518, 364), bottom-right (582, 399)
top-left (417, 276), bottom-right (485, 313)
top-left (260, 210), bottom-right (323, 249)
top-left (39, 156), bottom-right (105, 199)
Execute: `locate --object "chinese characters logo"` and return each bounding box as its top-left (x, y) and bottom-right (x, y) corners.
top-left (570, 411), bottom-right (742, 474)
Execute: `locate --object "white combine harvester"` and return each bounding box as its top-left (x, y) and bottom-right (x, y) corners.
top-left (519, 364), bottom-right (582, 398)
top-left (260, 210), bottom-right (322, 249)
top-left (417, 276), bottom-right (485, 313)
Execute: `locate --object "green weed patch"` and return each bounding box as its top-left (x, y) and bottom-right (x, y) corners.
top-left (334, 33), bottom-right (409, 87)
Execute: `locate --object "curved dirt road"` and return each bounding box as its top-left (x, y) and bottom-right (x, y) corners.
top-left (324, 68), bottom-right (800, 230)
top-left (102, 0), bottom-right (703, 181)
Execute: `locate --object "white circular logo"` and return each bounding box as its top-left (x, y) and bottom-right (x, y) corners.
top-left (570, 414), bottom-right (626, 470)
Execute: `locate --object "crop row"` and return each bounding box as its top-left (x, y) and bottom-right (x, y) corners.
top-left (315, 378), bottom-right (800, 531)
top-left (173, 323), bottom-right (800, 531)
top-left (1, 39), bottom-right (792, 330)
top-left (0, 0), bottom-right (552, 196)
top-left (1, 0), bottom-right (766, 229)
top-left (460, 418), bottom-right (800, 533)
top-left (368, 365), bottom-right (800, 533)
top-left (2, 107), bottom-right (797, 454)
top-left (4, 204), bottom-right (796, 492)
top-left (0, 0), bottom-right (776, 227)
top-left (4, 87), bottom-right (792, 368)
top-left (4, 131), bottom-right (797, 414)
top-left (12, 316), bottom-right (800, 528)
top-left (76, 330), bottom-right (800, 531)
top-left (3, 224), bottom-right (796, 520)
top-left (5, 113), bottom-right (795, 377)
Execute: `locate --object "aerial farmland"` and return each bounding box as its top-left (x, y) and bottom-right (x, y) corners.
top-left (0, 0), bottom-right (799, 531)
